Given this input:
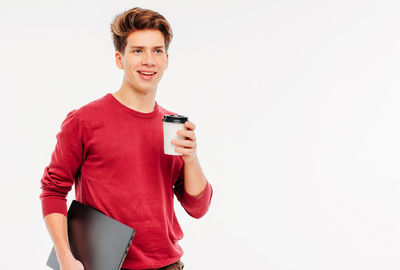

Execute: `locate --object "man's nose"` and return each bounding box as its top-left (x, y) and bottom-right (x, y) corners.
top-left (141, 51), bottom-right (155, 66)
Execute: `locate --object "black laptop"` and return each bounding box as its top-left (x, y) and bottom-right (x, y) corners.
top-left (46, 200), bottom-right (136, 270)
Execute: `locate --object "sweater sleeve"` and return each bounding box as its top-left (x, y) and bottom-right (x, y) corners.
top-left (173, 164), bottom-right (213, 219)
top-left (39, 109), bottom-right (84, 218)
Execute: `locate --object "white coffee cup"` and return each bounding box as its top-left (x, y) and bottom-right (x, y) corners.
top-left (162, 114), bottom-right (188, 155)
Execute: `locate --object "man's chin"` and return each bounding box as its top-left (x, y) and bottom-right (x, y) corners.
top-left (135, 84), bottom-right (157, 94)
top-left (124, 80), bottom-right (156, 93)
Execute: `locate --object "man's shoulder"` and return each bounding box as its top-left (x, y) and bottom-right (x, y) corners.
top-left (74, 93), bottom-right (110, 119)
top-left (157, 103), bottom-right (180, 117)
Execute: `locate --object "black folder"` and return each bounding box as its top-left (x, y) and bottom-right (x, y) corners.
top-left (46, 200), bottom-right (136, 270)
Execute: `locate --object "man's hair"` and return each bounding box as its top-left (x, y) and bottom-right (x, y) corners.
top-left (110, 7), bottom-right (173, 54)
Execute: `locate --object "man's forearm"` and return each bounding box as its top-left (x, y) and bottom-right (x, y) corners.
top-left (44, 213), bottom-right (74, 263)
top-left (183, 155), bottom-right (207, 196)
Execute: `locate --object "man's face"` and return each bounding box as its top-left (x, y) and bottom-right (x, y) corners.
top-left (115, 29), bottom-right (169, 93)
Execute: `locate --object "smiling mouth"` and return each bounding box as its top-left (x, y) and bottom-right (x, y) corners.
top-left (138, 71), bottom-right (157, 75)
top-left (137, 71), bottom-right (157, 80)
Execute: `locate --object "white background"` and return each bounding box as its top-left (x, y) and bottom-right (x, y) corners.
top-left (1, 0), bottom-right (399, 269)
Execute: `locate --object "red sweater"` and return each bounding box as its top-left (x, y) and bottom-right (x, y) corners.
top-left (39, 93), bottom-right (213, 269)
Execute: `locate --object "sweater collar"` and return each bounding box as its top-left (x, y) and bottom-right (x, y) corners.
top-left (105, 93), bottom-right (159, 119)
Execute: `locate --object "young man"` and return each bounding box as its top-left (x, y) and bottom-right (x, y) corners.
top-left (40, 7), bottom-right (213, 270)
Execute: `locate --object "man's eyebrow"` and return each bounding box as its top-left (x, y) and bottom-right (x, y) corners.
top-left (129, 45), bottom-right (165, 49)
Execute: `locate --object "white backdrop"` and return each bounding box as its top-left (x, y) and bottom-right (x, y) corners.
top-left (1, 0), bottom-right (399, 269)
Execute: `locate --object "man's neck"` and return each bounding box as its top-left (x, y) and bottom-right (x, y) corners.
top-left (113, 81), bottom-right (156, 113)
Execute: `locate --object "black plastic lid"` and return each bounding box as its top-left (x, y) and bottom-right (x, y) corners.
top-left (162, 114), bottom-right (188, 123)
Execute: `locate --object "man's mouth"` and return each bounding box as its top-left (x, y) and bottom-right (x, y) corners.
top-left (137, 70), bottom-right (157, 80)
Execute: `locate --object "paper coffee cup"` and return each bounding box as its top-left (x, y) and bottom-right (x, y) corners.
top-left (162, 114), bottom-right (188, 155)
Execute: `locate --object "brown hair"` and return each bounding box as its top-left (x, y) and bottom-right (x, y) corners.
top-left (110, 7), bottom-right (173, 54)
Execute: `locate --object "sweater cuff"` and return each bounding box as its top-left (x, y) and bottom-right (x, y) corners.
top-left (41, 197), bottom-right (68, 218)
top-left (182, 180), bottom-right (212, 206)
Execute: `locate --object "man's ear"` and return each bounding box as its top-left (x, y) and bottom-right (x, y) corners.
top-left (115, 51), bottom-right (124, 70)
top-left (164, 53), bottom-right (169, 70)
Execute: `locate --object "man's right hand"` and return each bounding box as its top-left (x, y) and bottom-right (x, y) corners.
top-left (43, 213), bottom-right (85, 270)
top-left (60, 257), bottom-right (84, 270)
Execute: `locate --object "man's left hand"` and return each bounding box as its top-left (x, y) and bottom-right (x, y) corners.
top-left (171, 121), bottom-right (198, 163)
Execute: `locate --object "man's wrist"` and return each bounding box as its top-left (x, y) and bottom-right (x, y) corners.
top-left (56, 248), bottom-right (74, 263)
top-left (183, 154), bottom-right (198, 165)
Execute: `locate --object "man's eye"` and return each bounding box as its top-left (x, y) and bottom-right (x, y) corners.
top-left (133, 49), bottom-right (141, 53)
top-left (155, 49), bottom-right (163, 53)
